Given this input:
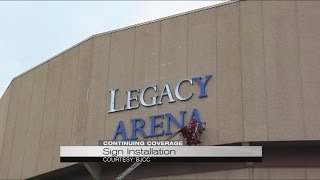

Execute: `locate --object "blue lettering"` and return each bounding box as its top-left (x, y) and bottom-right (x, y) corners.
top-left (193, 75), bottom-right (212, 98)
top-left (149, 114), bottom-right (165, 137)
top-left (112, 109), bottom-right (205, 140)
top-left (165, 111), bottom-right (186, 135)
top-left (113, 121), bottom-right (128, 140)
top-left (131, 118), bottom-right (147, 140)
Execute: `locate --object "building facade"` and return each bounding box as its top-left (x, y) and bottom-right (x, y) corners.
top-left (0, 0), bottom-right (320, 179)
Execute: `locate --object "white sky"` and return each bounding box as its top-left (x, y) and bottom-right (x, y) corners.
top-left (0, 1), bottom-right (226, 97)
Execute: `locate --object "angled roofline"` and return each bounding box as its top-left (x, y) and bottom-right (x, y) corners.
top-left (12, 0), bottom-right (237, 81)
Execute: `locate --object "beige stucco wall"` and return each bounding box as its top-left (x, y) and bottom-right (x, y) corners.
top-left (0, 0), bottom-right (319, 178)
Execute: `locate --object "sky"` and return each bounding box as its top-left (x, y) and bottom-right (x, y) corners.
top-left (0, 1), bottom-right (226, 97)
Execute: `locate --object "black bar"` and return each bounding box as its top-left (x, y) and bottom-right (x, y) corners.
top-left (61, 157), bottom-right (262, 163)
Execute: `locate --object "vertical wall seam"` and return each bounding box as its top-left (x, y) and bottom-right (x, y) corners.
top-left (5, 78), bottom-right (22, 179)
top-left (130, 27), bottom-right (137, 139)
top-left (70, 43), bottom-right (82, 145)
top-left (186, 15), bottom-right (189, 115)
top-left (87, 38), bottom-right (93, 143)
top-left (0, 85), bottom-right (11, 163)
top-left (105, 34), bottom-right (112, 140)
top-left (239, 1), bottom-right (245, 143)
top-left (132, 28), bottom-right (136, 92)
top-left (30, 64), bottom-right (48, 178)
top-left (304, 167), bottom-right (307, 180)
top-left (19, 71), bottom-right (35, 178)
top-left (8, 78), bottom-right (24, 177)
top-left (157, 22), bottom-right (162, 141)
top-left (47, 52), bottom-right (65, 172)
top-left (216, 6), bottom-right (219, 145)
top-left (295, 0), bottom-right (307, 139)
top-left (261, 1), bottom-right (270, 141)
top-left (35, 62), bottom-right (50, 174)
top-left (70, 45), bottom-right (82, 145)
top-left (65, 46), bottom-right (80, 168)
top-left (84, 37), bottom-right (96, 145)
top-left (226, 170), bottom-right (229, 179)
top-left (131, 27), bottom-right (137, 123)
top-left (70, 44), bottom-right (82, 149)
top-left (51, 47), bottom-right (80, 169)
top-left (213, 8), bottom-right (217, 145)
top-left (249, 168), bottom-right (253, 179)
top-left (50, 53), bottom-right (65, 169)
top-left (82, 38), bottom-right (93, 145)
top-left (0, 85), bottom-right (11, 178)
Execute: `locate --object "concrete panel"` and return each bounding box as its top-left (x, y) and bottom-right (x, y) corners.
top-left (8, 71), bottom-right (34, 179)
top-left (21, 63), bottom-right (48, 179)
top-left (297, 1), bottom-right (320, 139)
top-left (196, 171), bottom-right (228, 179)
top-left (269, 168), bottom-right (306, 179)
top-left (158, 15), bottom-right (187, 140)
top-left (132, 22), bottom-right (160, 140)
top-left (187, 8), bottom-right (217, 145)
top-left (0, 78), bottom-right (21, 179)
top-left (106, 29), bottom-right (135, 141)
top-left (37, 55), bottom-right (63, 174)
top-left (262, 1), bottom-right (305, 140)
top-left (253, 168), bottom-right (269, 179)
top-left (216, 2), bottom-right (243, 144)
top-left (228, 168), bottom-right (249, 179)
top-left (85, 34), bottom-right (110, 145)
top-left (71, 39), bottom-right (92, 146)
top-left (306, 168), bottom-right (320, 179)
top-left (52, 47), bottom-right (79, 169)
top-left (240, 1), bottom-right (268, 141)
top-left (0, 86), bottom-right (11, 158)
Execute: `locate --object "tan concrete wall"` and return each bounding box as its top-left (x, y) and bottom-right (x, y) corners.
top-left (106, 29), bottom-right (135, 141)
top-left (51, 46), bottom-right (79, 170)
top-left (0, 86), bottom-right (11, 167)
top-left (297, 1), bottom-right (320, 140)
top-left (187, 8), bottom-right (217, 145)
top-left (158, 15), bottom-right (188, 141)
top-left (132, 22), bottom-right (160, 140)
top-left (0, 78), bottom-right (21, 179)
top-left (37, 55), bottom-right (63, 175)
top-left (147, 168), bottom-right (320, 180)
top-left (86, 35), bottom-right (109, 145)
top-left (0, 0), bottom-right (319, 178)
top-left (71, 39), bottom-right (93, 146)
top-left (217, 1), bottom-right (243, 144)
top-left (263, 1), bottom-right (305, 141)
top-left (240, 0), bottom-right (268, 142)
top-left (8, 71), bottom-right (34, 179)
top-left (21, 63), bottom-right (48, 178)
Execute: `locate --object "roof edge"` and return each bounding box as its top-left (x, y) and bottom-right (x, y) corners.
top-left (12, 0), bottom-right (236, 80)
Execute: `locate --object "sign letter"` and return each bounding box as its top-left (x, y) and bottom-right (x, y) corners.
top-left (175, 79), bottom-right (193, 101)
top-left (108, 89), bottom-right (125, 113)
top-left (193, 75), bottom-right (212, 98)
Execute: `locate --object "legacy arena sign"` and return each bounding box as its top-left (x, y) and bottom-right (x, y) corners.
top-left (109, 74), bottom-right (212, 140)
